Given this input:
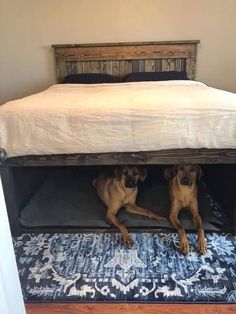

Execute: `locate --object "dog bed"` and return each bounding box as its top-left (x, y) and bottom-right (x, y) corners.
top-left (19, 168), bottom-right (227, 231)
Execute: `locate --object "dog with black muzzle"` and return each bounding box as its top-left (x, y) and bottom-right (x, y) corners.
top-left (164, 164), bottom-right (207, 255)
top-left (93, 166), bottom-right (165, 246)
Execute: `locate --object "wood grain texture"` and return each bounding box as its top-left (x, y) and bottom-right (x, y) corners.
top-left (3, 149), bottom-right (236, 167)
top-left (52, 40), bottom-right (199, 81)
top-left (0, 167), bottom-right (21, 235)
top-left (52, 40), bottom-right (200, 48)
top-left (25, 303), bottom-right (236, 314)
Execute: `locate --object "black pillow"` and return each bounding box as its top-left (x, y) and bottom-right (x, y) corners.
top-left (63, 73), bottom-right (120, 84)
top-left (123, 71), bottom-right (189, 82)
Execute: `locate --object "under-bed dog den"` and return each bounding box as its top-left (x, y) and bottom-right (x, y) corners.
top-left (1, 164), bottom-right (235, 235)
top-left (1, 40), bottom-right (236, 305)
top-left (0, 41), bottom-right (235, 237)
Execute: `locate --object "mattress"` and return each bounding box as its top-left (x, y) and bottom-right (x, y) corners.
top-left (0, 81), bottom-right (235, 157)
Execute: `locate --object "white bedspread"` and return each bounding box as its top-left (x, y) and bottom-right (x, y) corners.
top-left (0, 81), bottom-right (235, 157)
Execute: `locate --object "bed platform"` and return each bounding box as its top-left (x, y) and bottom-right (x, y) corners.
top-left (1, 148), bottom-right (236, 167)
top-left (0, 40), bottom-right (235, 236)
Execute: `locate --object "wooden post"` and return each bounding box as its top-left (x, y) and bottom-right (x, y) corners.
top-left (0, 167), bottom-right (22, 235)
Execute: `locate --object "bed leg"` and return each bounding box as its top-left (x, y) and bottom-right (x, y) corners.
top-left (0, 167), bottom-right (22, 236)
top-left (234, 204), bottom-right (236, 236)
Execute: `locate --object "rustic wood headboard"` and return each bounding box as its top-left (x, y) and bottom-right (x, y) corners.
top-left (52, 40), bottom-right (200, 83)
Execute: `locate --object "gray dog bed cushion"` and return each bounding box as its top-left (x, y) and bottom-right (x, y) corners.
top-left (20, 168), bottom-right (227, 231)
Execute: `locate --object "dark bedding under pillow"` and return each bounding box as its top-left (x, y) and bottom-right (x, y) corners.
top-left (63, 73), bottom-right (120, 84)
top-left (123, 71), bottom-right (189, 82)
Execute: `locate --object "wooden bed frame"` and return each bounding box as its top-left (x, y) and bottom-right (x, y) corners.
top-left (0, 40), bottom-right (236, 167)
top-left (1, 42), bottom-right (235, 313)
top-left (0, 40), bottom-right (235, 237)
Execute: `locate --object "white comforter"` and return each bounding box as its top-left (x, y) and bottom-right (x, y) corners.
top-left (0, 81), bottom-right (235, 157)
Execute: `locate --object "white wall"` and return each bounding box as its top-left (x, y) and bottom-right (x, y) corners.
top-left (0, 0), bottom-right (236, 104)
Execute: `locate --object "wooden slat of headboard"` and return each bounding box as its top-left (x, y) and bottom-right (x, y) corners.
top-left (52, 40), bottom-right (200, 82)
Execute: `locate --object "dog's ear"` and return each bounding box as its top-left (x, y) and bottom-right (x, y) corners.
top-left (196, 165), bottom-right (203, 180)
top-left (173, 165), bottom-right (179, 176)
top-left (164, 166), bottom-right (176, 180)
top-left (113, 167), bottom-right (122, 180)
top-left (139, 167), bottom-right (147, 182)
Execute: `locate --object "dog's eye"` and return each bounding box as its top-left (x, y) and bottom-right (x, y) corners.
top-left (190, 169), bottom-right (195, 173)
top-left (179, 166), bottom-right (184, 171)
top-left (123, 171), bottom-right (128, 176)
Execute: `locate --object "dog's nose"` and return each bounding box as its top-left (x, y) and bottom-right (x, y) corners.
top-left (181, 176), bottom-right (190, 185)
top-left (125, 179), bottom-right (136, 188)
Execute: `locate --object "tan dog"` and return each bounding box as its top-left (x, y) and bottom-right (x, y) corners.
top-left (93, 166), bottom-right (165, 245)
top-left (164, 164), bottom-right (207, 255)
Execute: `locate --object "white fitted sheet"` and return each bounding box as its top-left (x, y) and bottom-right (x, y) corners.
top-left (0, 80), bottom-right (235, 157)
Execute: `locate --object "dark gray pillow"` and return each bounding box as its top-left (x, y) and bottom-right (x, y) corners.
top-left (63, 73), bottom-right (120, 84)
top-left (123, 71), bottom-right (189, 82)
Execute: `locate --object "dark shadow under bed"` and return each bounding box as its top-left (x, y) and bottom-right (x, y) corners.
top-left (19, 167), bottom-right (227, 231)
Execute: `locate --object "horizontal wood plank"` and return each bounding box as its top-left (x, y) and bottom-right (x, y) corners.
top-left (52, 40), bottom-right (200, 48)
top-left (25, 303), bottom-right (236, 314)
top-left (2, 149), bottom-right (236, 167)
top-left (54, 44), bottom-right (196, 62)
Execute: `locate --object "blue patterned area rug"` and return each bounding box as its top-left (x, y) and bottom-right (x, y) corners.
top-left (13, 232), bottom-right (236, 303)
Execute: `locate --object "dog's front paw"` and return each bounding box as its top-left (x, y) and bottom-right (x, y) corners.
top-left (198, 239), bottom-right (207, 254)
top-left (180, 240), bottom-right (190, 255)
top-left (122, 235), bottom-right (133, 247)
